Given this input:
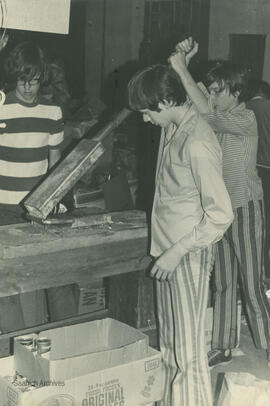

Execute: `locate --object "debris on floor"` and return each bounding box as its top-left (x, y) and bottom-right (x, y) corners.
top-left (216, 372), bottom-right (270, 406)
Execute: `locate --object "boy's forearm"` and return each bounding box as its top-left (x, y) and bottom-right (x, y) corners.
top-left (174, 65), bottom-right (209, 114)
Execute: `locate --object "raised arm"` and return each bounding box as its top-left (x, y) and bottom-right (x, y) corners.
top-left (169, 39), bottom-right (210, 114)
top-left (170, 39), bottom-right (255, 137)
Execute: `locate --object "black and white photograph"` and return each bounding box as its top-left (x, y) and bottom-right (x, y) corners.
top-left (0, 1), bottom-right (269, 405)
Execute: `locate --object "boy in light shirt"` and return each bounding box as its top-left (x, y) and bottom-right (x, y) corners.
top-left (128, 63), bottom-right (233, 406)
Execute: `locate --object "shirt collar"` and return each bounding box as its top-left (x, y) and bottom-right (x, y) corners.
top-left (7, 90), bottom-right (40, 107)
top-left (163, 103), bottom-right (197, 143)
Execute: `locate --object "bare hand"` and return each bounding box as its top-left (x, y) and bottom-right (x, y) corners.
top-left (150, 248), bottom-right (181, 281)
top-left (175, 37), bottom-right (199, 66)
top-left (150, 260), bottom-right (175, 282)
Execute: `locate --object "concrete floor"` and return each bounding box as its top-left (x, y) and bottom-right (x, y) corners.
top-left (211, 318), bottom-right (270, 405)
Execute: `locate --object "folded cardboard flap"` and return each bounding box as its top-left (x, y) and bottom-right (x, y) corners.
top-left (43, 318), bottom-right (149, 359)
top-left (14, 318), bottom-right (149, 382)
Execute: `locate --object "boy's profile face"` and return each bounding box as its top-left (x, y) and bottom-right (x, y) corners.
top-left (208, 81), bottom-right (239, 112)
top-left (140, 101), bottom-right (175, 128)
top-left (15, 76), bottom-right (40, 104)
top-left (141, 109), bottom-right (171, 128)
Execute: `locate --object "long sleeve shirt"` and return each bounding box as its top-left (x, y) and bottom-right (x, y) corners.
top-left (150, 103), bottom-right (233, 259)
top-left (199, 83), bottom-right (263, 209)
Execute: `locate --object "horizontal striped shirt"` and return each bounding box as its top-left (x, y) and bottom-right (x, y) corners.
top-left (199, 83), bottom-right (263, 209)
top-left (0, 91), bottom-right (64, 205)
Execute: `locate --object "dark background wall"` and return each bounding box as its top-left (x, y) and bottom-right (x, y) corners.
top-left (208, 0), bottom-right (269, 82)
top-left (2, 0), bottom-right (211, 105)
top-left (85, 0), bottom-right (210, 108)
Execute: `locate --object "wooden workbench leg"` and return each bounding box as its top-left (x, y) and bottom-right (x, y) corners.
top-left (106, 270), bottom-right (157, 347)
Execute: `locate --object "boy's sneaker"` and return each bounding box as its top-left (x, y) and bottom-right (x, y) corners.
top-left (208, 349), bottom-right (232, 368)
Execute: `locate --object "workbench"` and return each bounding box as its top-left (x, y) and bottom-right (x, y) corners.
top-left (0, 108), bottom-right (157, 353)
top-left (0, 209), bottom-right (156, 350)
top-left (0, 210), bottom-right (147, 296)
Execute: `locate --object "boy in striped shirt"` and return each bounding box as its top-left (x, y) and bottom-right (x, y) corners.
top-left (0, 42), bottom-right (77, 331)
top-left (171, 37), bottom-right (270, 368)
top-left (0, 42), bottom-right (63, 216)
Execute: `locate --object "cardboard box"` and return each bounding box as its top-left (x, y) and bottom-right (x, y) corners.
top-left (0, 351), bottom-right (161, 406)
top-left (1, 322), bottom-right (162, 406)
top-left (14, 318), bottom-right (149, 382)
top-left (217, 372), bottom-right (270, 406)
top-left (78, 281), bottom-right (106, 315)
top-left (205, 300), bottom-right (242, 352)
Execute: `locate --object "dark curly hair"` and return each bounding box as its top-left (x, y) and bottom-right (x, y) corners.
top-left (4, 41), bottom-right (48, 90)
top-left (128, 64), bottom-right (187, 111)
top-left (205, 61), bottom-right (250, 102)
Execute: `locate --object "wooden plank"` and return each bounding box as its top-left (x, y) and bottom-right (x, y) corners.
top-left (0, 230), bottom-right (148, 297)
top-left (107, 269), bottom-right (156, 329)
top-left (24, 139), bottom-right (105, 220)
top-left (24, 108), bottom-right (132, 220)
top-left (0, 210), bottom-right (147, 260)
top-left (0, 226), bottom-right (147, 261)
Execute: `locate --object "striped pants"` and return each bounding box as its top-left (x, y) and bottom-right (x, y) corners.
top-left (212, 200), bottom-right (270, 350)
top-left (156, 247), bottom-right (214, 406)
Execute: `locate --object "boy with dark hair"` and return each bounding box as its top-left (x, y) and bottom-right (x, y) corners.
top-left (0, 41), bottom-right (77, 331)
top-left (128, 64), bottom-right (233, 406)
top-left (205, 61), bottom-right (250, 103)
top-left (0, 42), bottom-right (60, 214)
top-left (171, 37), bottom-right (270, 368)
